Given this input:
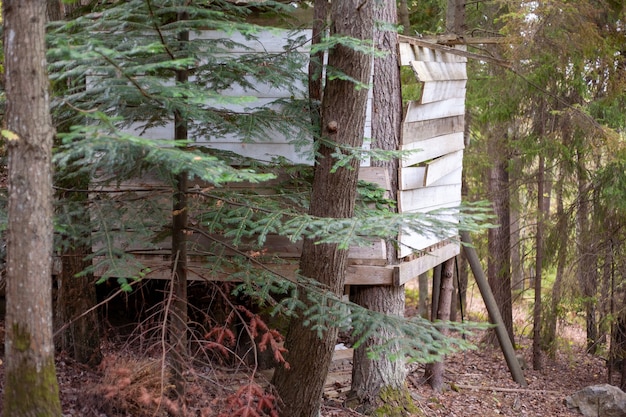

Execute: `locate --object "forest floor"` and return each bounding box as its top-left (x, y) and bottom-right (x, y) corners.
top-left (0, 287), bottom-right (614, 417)
top-left (320, 291), bottom-right (611, 417)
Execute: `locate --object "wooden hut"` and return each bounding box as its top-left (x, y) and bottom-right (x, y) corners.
top-left (92, 29), bottom-right (467, 288)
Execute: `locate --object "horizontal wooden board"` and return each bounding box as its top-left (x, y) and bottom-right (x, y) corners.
top-left (217, 74), bottom-right (307, 99)
top-left (358, 166), bottom-right (391, 190)
top-left (421, 80), bottom-right (466, 103)
top-left (395, 242), bottom-right (461, 284)
top-left (410, 61), bottom-right (467, 82)
top-left (398, 183), bottom-right (462, 212)
top-left (95, 257), bottom-right (395, 286)
top-left (404, 97), bottom-right (465, 123)
top-left (401, 115), bottom-right (464, 145)
top-left (400, 132), bottom-right (465, 167)
top-left (399, 161), bottom-right (463, 191)
top-left (191, 29), bottom-right (312, 53)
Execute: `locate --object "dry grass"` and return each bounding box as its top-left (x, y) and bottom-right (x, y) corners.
top-left (84, 355), bottom-right (179, 417)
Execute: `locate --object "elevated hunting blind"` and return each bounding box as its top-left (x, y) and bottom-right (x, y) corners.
top-left (91, 29), bottom-right (467, 287)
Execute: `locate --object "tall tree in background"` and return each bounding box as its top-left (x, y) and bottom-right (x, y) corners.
top-left (349, 0), bottom-right (413, 413)
top-left (47, 0), bottom-right (102, 368)
top-left (272, 0), bottom-right (373, 415)
top-left (2, 0), bottom-right (63, 415)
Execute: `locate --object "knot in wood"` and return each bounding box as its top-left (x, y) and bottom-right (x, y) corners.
top-left (327, 120), bottom-right (338, 133)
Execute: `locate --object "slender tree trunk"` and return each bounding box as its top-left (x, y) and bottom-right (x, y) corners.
top-left (398, 0), bottom-right (411, 35)
top-left (487, 133), bottom-right (514, 346)
top-left (545, 166), bottom-right (567, 356)
top-left (349, 2), bottom-right (410, 411)
top-left (272, 2), bottom-right (373, 416)
top-left (431, 264), bottom-right (442, 321)
top-left (424, 258), bottom-right (455, 392)
top-left (169, 11), bottom-right (189, 401)
top-left (510, 177), bottom-right (523, 292)
top-left (2, 1), bottom-right (62, 415)
top-left (418, 271), bottom-right (430, 319)
top-left (576, 150), bottom-right (598, 353)
top-left (532, 156), bottom-right (545, 370)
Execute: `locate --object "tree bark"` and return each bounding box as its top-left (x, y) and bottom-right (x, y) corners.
top-left (169, 11), bottom-right (190, 401)
top-left (576, 149), bottom-right (598, 353)
top-left (418, 271), bottom-right (430, 319)
top-left (424, 258), bottom-right (455, 392)
top-left (532, 155), bottom-right (544, 370)
top-left (487, 134), bottom-right (514, 346)
top-left (347, 1), bottom-right (411, 413)
top-left (545, 166), bottom-right (567, 355)
top-left (2, 1), bottom-right (63, 415)
top-left (398, 0), bottom-right (411, 35)
top-left (272, 2), bottom-right (373, 416)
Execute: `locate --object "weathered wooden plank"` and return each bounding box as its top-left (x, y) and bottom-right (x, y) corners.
top-left (95, 257), bottom-right (394, 285)
top-left (400, 132), bottom-right (465, 167)
top-left (399, 162), bottom-right (462, 191)
top-left (358, 166), bottom-right (391, 190)
top-left (398, 42), bottom-right (416, 66)
top-left (395, 242), bottom-right (460, 284)
top-left (410, 61), bottom-right (467, 82)
top-left (398, 221), bottom-right (459, 258)
top-left (401, 115), bottom-right (464, 145)
top-left (418, 45), bottom-right (467, 63)
top-left (404, 98), bottom-right (465, 123)
top-left (421, 80), bottom-right (466, 103)
top-left (398, 183), bottom-right (462, 212)
top-left (398, 41), bottom-right (468, 65)
top-left (398, 35), bottom-right (511, 67)
top-left (191, 29), bottom-right (312, 53)
top-left (399, 166), bottom-right (426, 190)
top-left (423, 150), bottom-right (463, 187)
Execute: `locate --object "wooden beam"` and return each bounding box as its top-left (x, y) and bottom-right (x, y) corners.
top-left (94, 256), bottom-right (395, 285)
top-left (460, 231), bottom-right (528, 387)
top-left (394, 242), bottom-right (460, 285)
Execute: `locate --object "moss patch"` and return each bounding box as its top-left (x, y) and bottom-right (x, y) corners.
top-left (372, 385), bottom-right (422, 417)
top-left (4, 354), bottom-right (61, 416)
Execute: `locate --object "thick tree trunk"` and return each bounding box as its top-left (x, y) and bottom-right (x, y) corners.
top-left (424, 258), bottom-right (455, 392)
top-left (272, 2), bottom-right (373, 416)
top-left (2, 1), bottom-right (63, 415)
top-left (348, 1), bottom-right (411, 413)
top-left (487, 138), bottom-right (514, 346)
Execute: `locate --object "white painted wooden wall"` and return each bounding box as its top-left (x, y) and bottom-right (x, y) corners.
top-left (122, 29), bottom-right (373, 166)
top-left (397, 41), bottom-right (466, 258)
top-left (115, 31), bottom-right (465, 266)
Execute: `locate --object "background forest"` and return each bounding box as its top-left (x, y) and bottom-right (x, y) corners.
top-left (1, 1), bottom-right (626, 417)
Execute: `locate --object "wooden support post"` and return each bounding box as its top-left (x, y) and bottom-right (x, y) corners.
top-left (460, 231), bottom-right (527, 387)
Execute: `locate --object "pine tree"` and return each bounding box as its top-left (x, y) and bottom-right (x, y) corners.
top-left (2, 1), bottom-right (62, 415)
